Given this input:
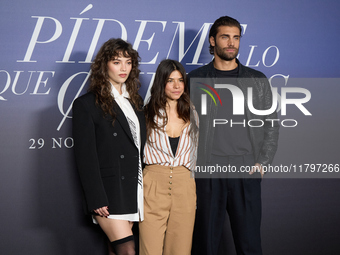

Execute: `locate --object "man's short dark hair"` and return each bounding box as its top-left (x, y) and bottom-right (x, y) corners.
top-left (209, 16), bottom-right (242, 55)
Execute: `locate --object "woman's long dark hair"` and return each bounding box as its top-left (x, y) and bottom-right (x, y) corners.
top-left (88, 38), bottom-right (142, 124)
top-left (145, 59), bottom-right (198, 141)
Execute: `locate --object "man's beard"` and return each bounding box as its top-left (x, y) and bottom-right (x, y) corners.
top-left (215, 44), bottom-right (239, 61)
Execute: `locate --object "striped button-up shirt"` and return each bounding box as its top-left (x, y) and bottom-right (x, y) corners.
top-left (144, 110), bottom-right (198, 171)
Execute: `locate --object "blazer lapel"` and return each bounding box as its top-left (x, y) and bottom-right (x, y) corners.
top-left (114, 100), bottom-right (146, 149)
top-left (114, 102), bottom-right (135, 144)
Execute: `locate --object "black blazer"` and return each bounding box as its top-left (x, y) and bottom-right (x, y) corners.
top-left (72, 92), bottom-right (146, 215)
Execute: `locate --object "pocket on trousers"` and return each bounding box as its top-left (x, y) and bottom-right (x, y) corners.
top-left (143, 175), bottom-right (158, 205)
top-left (185, 178), bottom-right (196, 213)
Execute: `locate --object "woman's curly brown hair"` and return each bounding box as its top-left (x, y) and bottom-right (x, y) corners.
top-left (88, 38), bottom-right (142, 125)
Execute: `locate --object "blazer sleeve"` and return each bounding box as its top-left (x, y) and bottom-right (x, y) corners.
top-left (72, 98), bottom-right (108, 213)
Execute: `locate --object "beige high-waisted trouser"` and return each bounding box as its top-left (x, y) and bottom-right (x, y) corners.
top-left (139, 165), bottom-right (196, 255)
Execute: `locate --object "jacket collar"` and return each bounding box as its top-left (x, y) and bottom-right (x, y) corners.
top-left (207, 58), bottom-right (244, 77)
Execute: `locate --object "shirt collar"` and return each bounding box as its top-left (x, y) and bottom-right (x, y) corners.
top-left (110, 82), bottom-right (130, 99)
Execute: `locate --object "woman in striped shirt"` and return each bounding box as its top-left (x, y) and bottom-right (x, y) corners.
top-left (139, 59), bottom-right (198, 255)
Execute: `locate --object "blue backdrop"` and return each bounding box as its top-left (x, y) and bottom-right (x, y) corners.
top-left (1, 0), bottom-right (340, 254)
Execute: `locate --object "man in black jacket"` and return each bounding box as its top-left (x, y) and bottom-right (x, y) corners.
top-left (189, 16), bottom-right (279, 255)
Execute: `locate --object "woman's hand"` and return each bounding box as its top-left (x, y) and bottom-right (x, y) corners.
top-left (93, 206), bottom-right (109, 217)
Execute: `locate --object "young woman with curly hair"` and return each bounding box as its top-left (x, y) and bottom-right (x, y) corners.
top-left (139, 59), bottom-right (199, 255)
top-left (73, 38), bottom-right (146, 255)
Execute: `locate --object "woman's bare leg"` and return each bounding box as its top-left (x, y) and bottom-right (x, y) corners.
top-left (94, 216), bottom-right (133, 241)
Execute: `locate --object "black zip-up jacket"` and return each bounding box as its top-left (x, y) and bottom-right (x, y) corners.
top-left (188, 59), bottom-right (279, 166)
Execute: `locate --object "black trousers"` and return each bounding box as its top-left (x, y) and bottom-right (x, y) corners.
top-left (192, 154), bottom-right (262, 255)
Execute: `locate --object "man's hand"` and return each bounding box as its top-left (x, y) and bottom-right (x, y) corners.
top-left (249, 163), bottom-right (264, 178)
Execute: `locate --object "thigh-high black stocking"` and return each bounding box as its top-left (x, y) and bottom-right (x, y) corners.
top-left (110, 235), bottom-right (135, 255)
